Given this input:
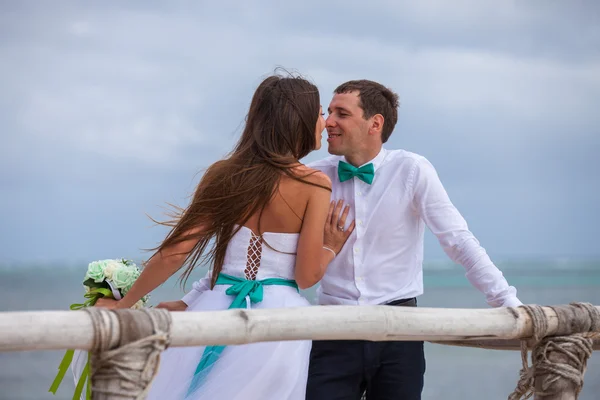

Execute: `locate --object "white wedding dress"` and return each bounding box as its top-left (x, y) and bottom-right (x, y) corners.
top-left (143, 226), bottom-right (311, 399)
top-left (73, 226), bottom-right (311, 399)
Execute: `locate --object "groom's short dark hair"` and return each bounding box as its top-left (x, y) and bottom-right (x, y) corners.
top-left (334, 80), bottom-right (399, 143)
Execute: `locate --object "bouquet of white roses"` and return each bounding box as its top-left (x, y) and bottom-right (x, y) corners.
top-left (75, 258), bottom-right (149, 310)
top-left (49, 258), bottom-right (150, 400)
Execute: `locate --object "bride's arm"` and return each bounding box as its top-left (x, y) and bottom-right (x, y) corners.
top-left (97, 228), bottom-right (202, 309)
top-left (294, 175), bottom-right (355, 289)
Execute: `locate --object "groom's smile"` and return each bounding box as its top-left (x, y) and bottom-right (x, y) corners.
top-left (327, 130), bottom-right (341, 142)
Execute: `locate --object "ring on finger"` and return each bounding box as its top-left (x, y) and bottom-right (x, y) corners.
top-left (337, 225), bottom-right (344, 231)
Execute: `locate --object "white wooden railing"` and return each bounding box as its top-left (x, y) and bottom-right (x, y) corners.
top-left (1, 305), bottom-right (598, 400)
top-left (1, 305), bottom-right (599, 351)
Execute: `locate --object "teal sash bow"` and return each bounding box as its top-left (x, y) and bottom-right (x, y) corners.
top-left (186, 273), bottom-right (299, 397)
top-left (337, 160), bottom-right (375, 184)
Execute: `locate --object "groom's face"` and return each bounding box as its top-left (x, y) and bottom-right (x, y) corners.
top-left (326, 91), bottom-right (370, 157)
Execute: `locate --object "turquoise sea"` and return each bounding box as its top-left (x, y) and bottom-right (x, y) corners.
top-left (1, 259), bottom-right (599, 400)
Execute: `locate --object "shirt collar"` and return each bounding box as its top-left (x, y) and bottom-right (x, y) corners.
top-left (341, 147), bottom-right (387, 172)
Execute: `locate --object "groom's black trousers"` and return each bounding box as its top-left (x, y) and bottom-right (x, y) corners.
top-left (306, 298), bottom-right (425, 400)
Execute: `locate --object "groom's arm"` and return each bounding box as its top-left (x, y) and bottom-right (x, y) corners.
top-left (410, 156), bottom-right (522, 308)
top-left (181, 270), bottom-right (212, 306)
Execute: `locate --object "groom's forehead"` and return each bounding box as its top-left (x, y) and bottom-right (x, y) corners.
top-left (328, 92), bottom-right (361, 111)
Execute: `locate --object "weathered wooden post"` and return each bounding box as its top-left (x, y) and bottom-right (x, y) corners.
top-left (86, 308), bottom-right (171, 399)
top-left (508, 303), bottom-right (600, 400)
top-left (532, 334), bottom-right (596, 400)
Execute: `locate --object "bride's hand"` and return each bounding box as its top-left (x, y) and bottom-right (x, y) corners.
top-left (324, 199), bottom-right (355, 254)
top-left (94, 297), bottom-right (121, 309)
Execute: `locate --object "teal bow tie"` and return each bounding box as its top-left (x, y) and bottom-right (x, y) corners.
top-left (338, 161), bottom-right (375, 184)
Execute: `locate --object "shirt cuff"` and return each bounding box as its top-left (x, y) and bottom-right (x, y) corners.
top-left (501, 296), bottom-right (524, 308)
top-left (181, 288), bottom-right (202, 306)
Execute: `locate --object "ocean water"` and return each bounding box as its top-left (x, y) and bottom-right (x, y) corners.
top-left (1, 260), bottom-right (599, 400)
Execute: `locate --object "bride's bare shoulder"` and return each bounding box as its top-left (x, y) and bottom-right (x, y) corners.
top-left (291, 165), bottom-right (331, 190)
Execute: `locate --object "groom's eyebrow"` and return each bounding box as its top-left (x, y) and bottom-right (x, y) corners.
top-left (328, 106), bottom-right (351, 114)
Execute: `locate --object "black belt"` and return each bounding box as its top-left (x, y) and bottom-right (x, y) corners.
top-left (385, 297), bottom-right (417, 307)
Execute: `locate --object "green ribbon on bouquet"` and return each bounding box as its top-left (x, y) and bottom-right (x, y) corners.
top-left (69, 287), bottom-right (113, 310)
top-left (49, 287), bottom-right (113, 399)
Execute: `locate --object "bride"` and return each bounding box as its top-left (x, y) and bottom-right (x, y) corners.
top-left (94, 73), bottom-right (355, 399)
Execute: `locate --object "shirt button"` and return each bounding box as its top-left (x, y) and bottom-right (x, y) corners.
top-left (357, 192), bottom-right (362, 196)
top-left (354, 248), bottom-right (359, 253)
top-left (358, 220), bottom-right (363, 225)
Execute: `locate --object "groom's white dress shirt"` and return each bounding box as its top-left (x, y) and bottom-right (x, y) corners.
top-left (308, 148), bottom-right (522, 308)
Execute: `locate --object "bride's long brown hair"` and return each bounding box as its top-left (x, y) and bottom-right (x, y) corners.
top-left (154, 73), bottom-right (330, 289)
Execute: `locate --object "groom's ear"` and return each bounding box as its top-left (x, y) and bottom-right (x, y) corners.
top-left (369, 114), bottom-right (384, 137)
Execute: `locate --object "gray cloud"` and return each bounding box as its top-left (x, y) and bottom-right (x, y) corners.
top-left (1, 0), bottom-right (598, 262)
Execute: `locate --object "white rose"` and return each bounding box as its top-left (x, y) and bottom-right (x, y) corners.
top-left (102, 261), bottom-right (121, 280)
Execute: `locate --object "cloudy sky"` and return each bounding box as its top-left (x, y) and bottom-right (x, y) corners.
top-left (1, 1), bottom-right (598, 265)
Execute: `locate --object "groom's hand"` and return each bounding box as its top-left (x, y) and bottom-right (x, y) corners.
top-left (324, 199), bottom-right (356, 254)
top-left (156, 300), bottom-right (188, 312)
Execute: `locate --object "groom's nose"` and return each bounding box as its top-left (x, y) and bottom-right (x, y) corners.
top-left (325, 115), bottom-right (336, 128)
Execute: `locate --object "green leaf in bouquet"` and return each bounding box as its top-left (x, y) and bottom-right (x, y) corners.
top-left (82, 278), bottom-right (110, 290)
top-left (121, 258), bottom-right (135, 267)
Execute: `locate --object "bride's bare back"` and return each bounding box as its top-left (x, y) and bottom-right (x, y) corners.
top-left (242, 166), bottom-right (333, 288)
top-left (242, 167), bottom-right (324, 234)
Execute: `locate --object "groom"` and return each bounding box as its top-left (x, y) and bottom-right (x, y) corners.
top-left (305, 80), bottom-right (523, 400)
